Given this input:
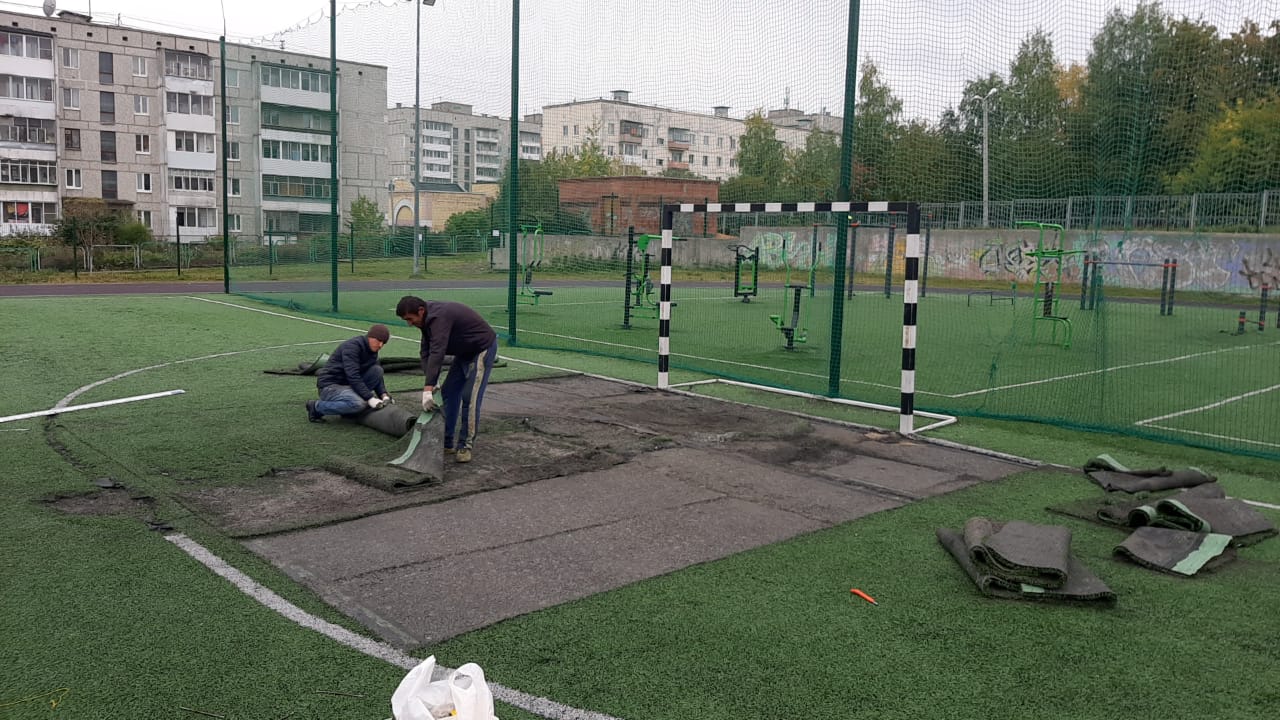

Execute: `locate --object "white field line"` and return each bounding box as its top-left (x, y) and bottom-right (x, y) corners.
top-left (56, 339), bottom-right (339, 409)
top-left (1, 390), bottom-right (185, 424)
top-left (165, 534), bottom-right (620, 720)
top-left (1141, 423), bottom-right (1280, 451)
top-left (947, 340), bottom-right (1280, 399)
top-left (1135, 383), bottom-right (1280, 425)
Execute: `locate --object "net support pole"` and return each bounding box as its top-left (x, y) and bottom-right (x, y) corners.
top-left (657, 206), bottom-right (674, 389)
top-left (830, 0), bottom-right (860, 397)
top-left (900, 204), bottom-right (921, 434)
top-left (328, 0), bottom-right (339, 313)
top-left (219, 36), bottom-right (229, 293)
top-left (506, 0), bottom-right (521, 345)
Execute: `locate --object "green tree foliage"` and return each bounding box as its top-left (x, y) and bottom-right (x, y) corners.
top-left (851, 60), bottom-right (903, 199)
top-left (1001, 30), bottom-right (1070, 198)
top-left (444, 207), bottom-right (494, 237)
top-left (733, 111), bottom-right (787, 199)
top-left (1170, 96), bottom-right (1280, 194)
top-left (784, 130), bottom-right (840, 201)
top-left (348, 194), bottom-right (385, 234)
top-left (55, 198), bottom-right (121, 250)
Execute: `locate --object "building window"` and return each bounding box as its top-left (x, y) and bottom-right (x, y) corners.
top-left (0, 75), bottom-right (54, 101)
top-left (227, 214), bottom-right (242, 232)
top-left (132, 56), bottom-right (147, 77)
top-left (101, 131), bottom-right (116, 163)
top-left (101, 170), bottom-right (118, 199)
top-left (62, 47), bottom-right (79, 68)
top-left (562, 126), bottom-right (568, 137)
top-left (175, 206), bottom-right (217, 228)
top-left (99, 51), bottom-right (114, 84)
top-left (225, 106), bottom-right (240, 125)
top-left (165, 92), bottom-right (214, 116)
top-left (229, 178), bottom-right (241, 196)
top-left (0, 117), bottom-right (56, 144)
top-left (0, 32), bottom-right (52, 60)
top-left (717, 136), bottom-right (724, 148)
top-left (261, 175), bottom-right (332, 200)
top-left (608, 122), bottom-right (615, 135)
top-left (703, 135), bottom-right (709, 145)
top-left (227, 142), bottom-right (240, 161)
top-left (64, 128), bottom-right (81, 150)
top-left (99, 92), bottom-right (115, 124)
top-left (172, 131), bottom-right (215, 153)
top-left (61, 87), bottom-right (79, 110)
top-left (2, 201), bottom-right (58, 224)
top-left (703, 155), bottom-right (708, 166)
top-left (136, 209), bottom-right (152, 228)
top-left (134, 95), bottom-right (149, 115)
top-left (716, 156), bottom-right (722, 167)
top-left (0, 159), bottom-right (56, 185)
top-left (225, 68), bottom-right (238, 87)
top-left (136, 173), bottom-right (152, 193)
top-left (164, 50), bottom-right (211, 80)
top-left (261, 140), bottom-right (331, 162)
top-left (169, 170), bottom-right (216, 192)
top-left (65, 168), bottom-right (82, 189)
top-left (135, 134), bottom-right (150, 154)
top-left (258, 65), bottom-right (330, 93)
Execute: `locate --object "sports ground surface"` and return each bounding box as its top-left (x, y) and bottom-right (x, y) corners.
top-left (3, 283), bottom-right (1279, 720)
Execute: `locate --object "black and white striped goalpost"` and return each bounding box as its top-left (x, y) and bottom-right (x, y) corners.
top-left (659, 200), bottom-right (923, 433)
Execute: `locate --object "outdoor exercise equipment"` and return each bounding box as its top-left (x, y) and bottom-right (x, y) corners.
top-left (1019, 221), bottom-right (1086, 348)
top-left (517, 223), bottom-right (554, 306)
top-left (622, 227), bottom-right (678, 328)
top-left (728, 244), bottom-right (760, 302)
top-left (768, 233), bottom-right (814, 350)
top-left (1226, 284), bottom-right (1274, 335)
top-left (1080, 253), bottom-right (1178, 315)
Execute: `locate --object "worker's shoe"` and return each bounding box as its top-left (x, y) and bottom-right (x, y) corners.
top-left (455, 448), bottom-right (472, 464)
top-left (306, 400), bottom-right (324, 423)
top-left (443, 446), bottom-right (456, 455)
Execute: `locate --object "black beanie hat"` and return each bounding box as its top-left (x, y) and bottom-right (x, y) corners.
top-left (368, 324), bottom-right (391, 343)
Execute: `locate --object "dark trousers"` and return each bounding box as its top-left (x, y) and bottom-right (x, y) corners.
top-left (441, 340), bottom-right (498, 449)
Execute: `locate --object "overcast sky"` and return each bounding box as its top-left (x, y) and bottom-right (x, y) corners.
top-left (8, 0), bottom-right (1276, 121)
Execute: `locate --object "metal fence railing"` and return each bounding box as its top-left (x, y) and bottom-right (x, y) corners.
top-left (922, 189), bottom-right (1279, 231)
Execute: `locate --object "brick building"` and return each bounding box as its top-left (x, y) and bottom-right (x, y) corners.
top-left (558, 176), bottom-right (720, 236)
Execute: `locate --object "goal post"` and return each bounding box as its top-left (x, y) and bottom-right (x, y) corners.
top-left (658, 201), bottom-right (927, 434)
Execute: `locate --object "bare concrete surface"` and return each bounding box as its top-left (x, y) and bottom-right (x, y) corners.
top-left (244, 375), bottom-right (1029, 649)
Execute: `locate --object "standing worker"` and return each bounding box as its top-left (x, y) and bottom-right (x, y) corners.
top-left (395, 295), bottom-right (498, 464)
top-left (306, 324), bottom-right (393, 422)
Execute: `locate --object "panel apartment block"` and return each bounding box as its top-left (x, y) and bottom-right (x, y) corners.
top-left (0, 8), bottom-right (387, 241)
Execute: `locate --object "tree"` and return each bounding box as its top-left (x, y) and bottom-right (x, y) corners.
top-left (348, 194), bottom-right (385, 234)
top-left (784, 129), bottom-right (840, 201)
top-left (56, 198), bottom-right (121, 252)
top-left (734, 111), bottom-right (787, 199)
top-left (851, 59), bottom-right (903, 199)
top-left (1169, 96), bottom-right (1280, 194)
top-left (994, 29), bottom-right (1071, 199)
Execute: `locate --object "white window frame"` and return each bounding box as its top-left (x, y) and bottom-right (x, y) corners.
top-left (61, 87), bottom-right (79, 110)
top-left (61, 47), bottom-right (79, 69)
top-left (134, 95), bottom-right (149, 115)
top-left (225, 106), bottom-right (240, 125)
top-left (64, 168), bottom-right (82, 189)
top-left (225, 68), bottom-right (238, 88)
top-left (135, 133), bottom-right (151, 155)
top-left (227, 142), bottom-right (240, 161)
top-left (227, 214), bottom-right (242, 232)
top-left (132, 56), bottom-right (147, 77)
top-left (229, 178), bottom-right (241, 197)
top-left (135, 209), bottom-right (152, 228)
top-left (136, 173), bottom-right (152, 193)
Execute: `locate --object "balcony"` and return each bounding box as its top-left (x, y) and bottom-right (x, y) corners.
top-left (668, 161), bottom-right (689, 171)
top-left (668, 129), bottom-right (693, 150)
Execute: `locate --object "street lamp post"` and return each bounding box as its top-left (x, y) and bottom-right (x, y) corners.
top-left (977, 87), bottom-right (997, 228)
top-left (411, 1), bottom-right (437, 274)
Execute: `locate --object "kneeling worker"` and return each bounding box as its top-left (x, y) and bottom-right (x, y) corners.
top-left (306, 324), bottom-right (394, 422)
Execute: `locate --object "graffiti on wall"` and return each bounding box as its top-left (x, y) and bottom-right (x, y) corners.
top-left (1239, 247), bottom-right (1280, 289)
top-left (975, 238), bottom-right (1038, 279)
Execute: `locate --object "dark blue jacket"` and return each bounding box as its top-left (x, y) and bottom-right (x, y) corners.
top-left (417, 300), bottom-right (497, 386)
top-left (316, 335), bottom-right (380, 399)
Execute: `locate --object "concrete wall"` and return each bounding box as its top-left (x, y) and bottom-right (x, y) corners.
top-left (489, 226), bottom-right (1280, 294)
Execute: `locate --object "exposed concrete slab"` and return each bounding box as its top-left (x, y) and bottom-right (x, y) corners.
top-left (240, 374), bottom-right (1030, 650)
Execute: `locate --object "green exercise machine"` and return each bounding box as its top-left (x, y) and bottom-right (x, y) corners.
top-left (622, 227), bottom-right (679, 328)
top-left (1018, 221), bottom-right (1085, 348)
top-left (729, 244), bottom-right (760, 302)
top-left (517, 222), bottom-right (553, 306)
top-left (768, 233), bottom-right (815, 350)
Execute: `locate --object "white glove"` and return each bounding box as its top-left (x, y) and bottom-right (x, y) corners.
top-left (367, 396), bottom-right (384, 410)
top-left (381, 393), bottom-right (394, 404)
top-left (422, 390), bottom-right (437, 413)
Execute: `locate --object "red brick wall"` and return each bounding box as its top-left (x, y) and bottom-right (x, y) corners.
top-left (558, 177), bottom-right (721, 236)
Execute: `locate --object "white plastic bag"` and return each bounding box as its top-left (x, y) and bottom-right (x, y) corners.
top-left (391, 656), bottom-right (498, 720)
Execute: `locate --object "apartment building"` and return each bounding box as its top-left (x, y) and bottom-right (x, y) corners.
top-left (0, 8), bottom-right (387, 240)
top-left (386, 101), bottom-right (541, 192)
top-left (540, 90), bottom-right (813, 183)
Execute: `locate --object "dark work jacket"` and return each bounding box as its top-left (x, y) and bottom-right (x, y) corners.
top-left (417, 300), bottom-right (497, 386)
top-left (316, 335), bottom-right (380, 400)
